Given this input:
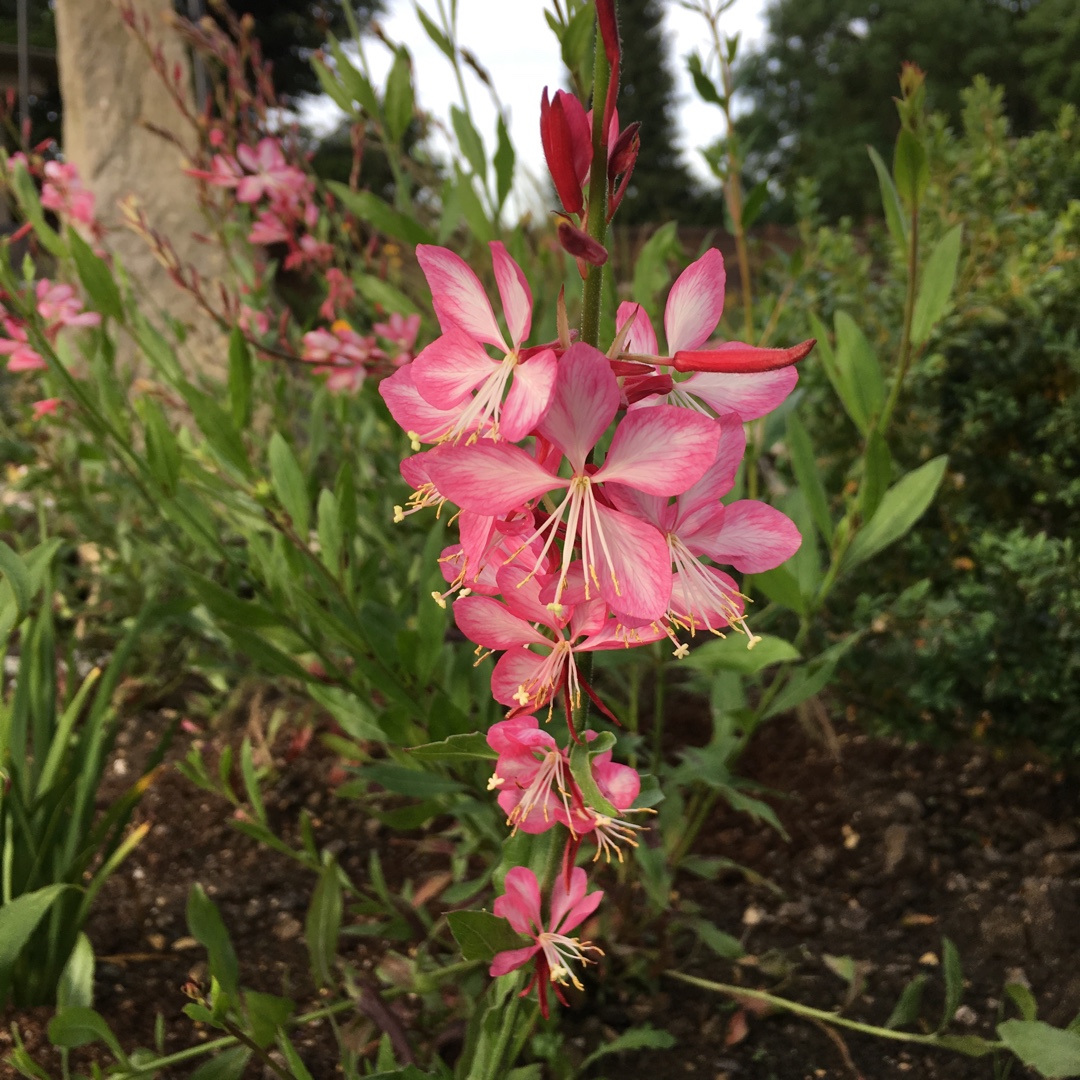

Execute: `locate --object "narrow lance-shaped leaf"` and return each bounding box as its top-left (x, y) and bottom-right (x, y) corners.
top-left (893, 128), bottom-right (929, 210)
top-left (451, 105), bottom-right (487, 181)
top-left (844, 455), bottom-right (948, 570)
top-left (786, 411), bottom-right (832, 544)
top-left (911, 225), bottom-right (963, 347)
top-left (383, 47), bottom-right (414, 143)
top-left (268, 432), bottom-right (310, 539)
top-left (867, 144), bottom-right (907, 253)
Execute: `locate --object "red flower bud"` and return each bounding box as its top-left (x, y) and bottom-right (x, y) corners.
top-left (556, 218), bottom-right (608, 266)
top-left (672, 339), bottom-right (816, 374)
top-left (540, 88), bottom-right (591, 216)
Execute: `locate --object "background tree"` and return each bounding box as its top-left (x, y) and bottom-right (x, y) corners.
top-left (612, 0), bottom-right (704, 225)
top-left (0, 0), bottom-right (61, 145)
top-left (733, 0), bottom-right (1058, 221)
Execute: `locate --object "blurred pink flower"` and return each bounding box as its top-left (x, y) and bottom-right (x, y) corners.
top-left (41, 160), bottom-right (96, 226)
top-left (301, 320), bottom-right (383, 392)
top-left (32, 398), bottom-right (60, 420)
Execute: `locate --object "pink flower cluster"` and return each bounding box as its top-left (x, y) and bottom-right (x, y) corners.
top-left (300, 313), bottom-right (419, 393)
top-left (381, 240), bottom-right (812, 1009)
top-left (40, 160), bottom-right (97, 228)
top-left (0, 280), bottom-right (101, 417)
top-left (190, 137), bottom-right (332, 272)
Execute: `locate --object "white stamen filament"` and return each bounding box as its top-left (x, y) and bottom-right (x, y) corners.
top-left (539, 932), bottom-right (603, 989)
top-left (440, 352), bottom-right (517, 444)
top-left (668, 534), bottom-right (758, 643)
top-left (506, 747), bottom-right (576, 833)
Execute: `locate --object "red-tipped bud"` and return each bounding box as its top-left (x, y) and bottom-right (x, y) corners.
top-left (607, 121), bottom-right (641, 220)
top-left (556, 218), bottom-right (608, 267)
top-left (623, 372), bottom-right (675, 404)
top-left (672, 338), bottom-right (816, 374)
top-left (540, 88), bottom-right (591, 215)
top-left (595, 0), bottom-right (621, 140)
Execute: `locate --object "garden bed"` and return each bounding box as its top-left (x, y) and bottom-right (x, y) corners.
top-left (4, 700), bottom-right (1075, 1079)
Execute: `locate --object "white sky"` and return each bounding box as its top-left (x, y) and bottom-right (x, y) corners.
top-left (313, 0), bottom-right (767, 214)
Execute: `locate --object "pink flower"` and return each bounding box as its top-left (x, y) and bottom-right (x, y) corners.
top-left (0, 319), bottom-right (45, 371)
top-left (235, 138), bottom-right (308, 207)
top-left (301, 321), bottom-right (383, 393)
top-left (490, 866), bottom-right (603, 1018)
top-left (32, 398), bottom-right (60, 420)
top-left (374, 311), bottom-right (420, 366)
top-left (615, 249), bottom-right (811, 415)
top-left (411, 243), bottom-right (558, 443)
top-left (319, 268), bottom-right (356, 322)
top-left (607, 423), bottom-right (802, 645)
top-left (486, 715), bottom-right (645, 859)
top-left (35, 280), bottom-right (101, 335)
top-left (41, 160), bottom-right (96, 226)
top-left (426, 343), bottom-right (721, 621)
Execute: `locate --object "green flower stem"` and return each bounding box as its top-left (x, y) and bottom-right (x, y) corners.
top-left (485, 973), bottom-right (525, 1078)
top-left (667, 971), bottom-right (1003, 1055)
top-left (878, 202), bottom-right (921, 437)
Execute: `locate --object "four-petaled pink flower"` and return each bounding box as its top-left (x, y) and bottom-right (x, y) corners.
top-left (301, 320), bottom-right (384, 393)
top-left (490, 866), bottom-right (603, 1018)
top-left (615, 248), bottom-right (810, 415)
top-left (234, 138), bottom-right (309, 207)
top-left (35, 281), bottom-right (102, 335)
top-left (0, 319), bottom-right (45, 371)
top-left (40, 160), bottom-right (96, 227)
top-left (411, 243), bottom-right (558, 443)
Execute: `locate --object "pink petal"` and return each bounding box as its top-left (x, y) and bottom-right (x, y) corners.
top-left (425, 442), bottom-right (562, 516)
top-left (615, 301), bottom-right (658, 355)
top-left (495, 563), bottom-right (561, 627)
top-left (680, 367), bottom-right (799, 421)
top-left (495, 867), bottom-right (543, 933)
top-left (490, 944), bottom-right (540, 977)
top-left (597, 406), bottom-right (719, 495)
top-left (453, 596), bottom-right (544, 650)
top-left (551, 867), bottom-right (603, 934)
top-left (702, 501), bottom-right (802, 573)
top-left (487, 715), bottom-right (548, 755)
top-left (593, 759), bottom-right (640, 809)
top-left (664, 249), bottom-right (725, 354)
top-left (592, 502), bottom-right (672, 621)
top-left (416, 245), bottom-right (506, 349)
top-left (537, 343), bottom-right (619, 471)
top-left (491, 647), bottom-right (551, 709)
top-left (490, 241), bottom-right (532, 346)
top-left (673, 424), bottom-right (747, 527)
top-left (378, 365), bottom-right (461, 443)
top-left (500, 348), bottom-right (557, 441)
top-left (412, 329), bottom-right (497, 406)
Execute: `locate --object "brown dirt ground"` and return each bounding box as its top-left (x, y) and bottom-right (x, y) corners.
top-left (2, 699), bottom-right (1077, 1080)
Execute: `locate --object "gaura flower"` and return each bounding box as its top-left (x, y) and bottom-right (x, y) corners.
top-left (411, 242), bottom-right (558, 443)
top-left (490, 865), bottom-right (603, 1018)
top-left (614, 248), bottom-right (812, 417)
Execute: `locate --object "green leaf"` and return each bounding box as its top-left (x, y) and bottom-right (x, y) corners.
top-left (680, 633), bottom-right (800, 675)
top-left (306, 858), bottom-right (342, 989)
top-left (47, 1007), bottom-right (128, 1062)
top-left (1005, 982), bottom-right (1038, 1023)
top-left (861, 430), bottom-right (892, 523)
top-left (579, 1025), bottom-right (676, 1071)
top-left (69, 228), bottom-right (123, 319)
top-left (186, 884), bottom-right (239, 998)
top-left (0, 540), bottom-right (31, 623)
top-left (569, 736), bottom-right (619, 818)
top-left (142, 399), bottom-right (181, 496)
top-left (307, 684), bottom-right (385, 743)
top-left (867, 144), bottom-right (907, 252)
top-left (844, 455), bottom-right (947, 570)
top-left (750, 566), bottom-right (807, 616)
top-left (416, 7), bottom-right (455, 61)
top-left (0, 885), bottom-right (72, 968)
top-left (939, 937), bottom-right (964, 1032)
top-left (685, 917), bottom-right (744, 960)
top-left (687, 52), bottom-right (724, 107)
top-left (885, 973), bottom-right (928, 1029)
top-left (632, 221), bottom-right (682, 323)
top-left (180, 384), bottom-right (252, 478)
top-left (188, 1046), bottom-right (252, 1080)
top-left (327, 37), bottom-right (380, 116)
top-left (494, 114), bottom-right (515, 211)
top-left (227, 327), bottom-right (253, 429)
top-left (245, 991), bottom-right (294, 1049)
top-left (785, 411), bottom-right (832, 543)
top-left (276, 1029), bottom-right (315, 1080)
top-left (996, 1020), bottom-right (1080, 1077)
top-left (447, 910), bottom-right (524, 962)
top-left (269, 432), bottom-right (310, 538)
top-left (408, 732), bottom-right (497, 762)
top-left (911, 225), bottom-right (963, 347)
top-left (893, 128), bottom-right (929, 209)
top-left (762, 655), bottom-right (839, 720)
top-left (383, 47), bottom-right (414, 143)
top-left (361, 763), bottom-right (465, 798)
top-left (354, 273), bottom-right (421, 315)
top-left (722, 785), bottom-right (789, 839)
top-left (327, 182), bottom-right (434, 247)
top-left (455, 167), bottom-right (493, 242)
top-left (316, 489), bottom-right (342, 575)
top-left (741, 180), bottom-right (769, 231)
top-left (9, 162), bottom-right (64, 255)
top-left (57, 933), bottom-right (95, 1010)
top-left (451, 105), bottom-right (487, 180)
top-left (833, 311), bottom-right (885, 435)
